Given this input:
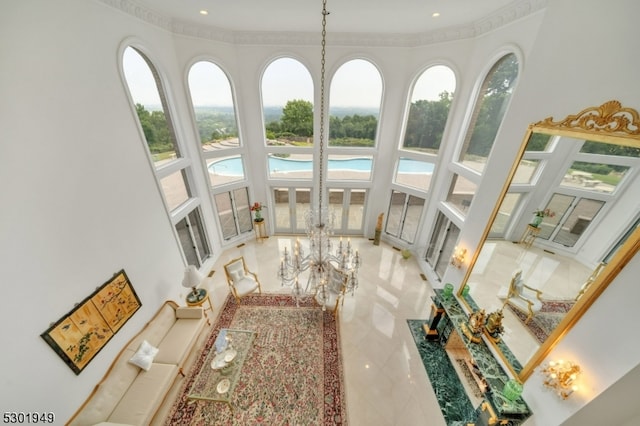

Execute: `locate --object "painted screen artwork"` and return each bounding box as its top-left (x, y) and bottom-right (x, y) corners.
top-left (41, 270), bottom-right (142, 374)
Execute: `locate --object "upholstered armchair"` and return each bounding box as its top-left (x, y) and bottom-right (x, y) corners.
top-left (502, 269), bottom-right (543, 324)
top-left (223, 256), bottom-right (262, 303)
top-left (314, 264), bottom-right (347, 319)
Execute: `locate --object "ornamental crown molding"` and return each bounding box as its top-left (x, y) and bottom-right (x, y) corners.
top-left (99, 0), bottom-right (547, 48)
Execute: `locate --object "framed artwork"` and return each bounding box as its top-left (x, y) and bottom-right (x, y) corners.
top-left (41, 269), bottom-right (142, 375)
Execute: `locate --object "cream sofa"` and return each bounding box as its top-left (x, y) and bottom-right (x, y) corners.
top-left (67, 300), bottom-right (209, 426)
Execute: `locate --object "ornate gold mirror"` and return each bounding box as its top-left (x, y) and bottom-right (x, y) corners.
top-left (460, 100), bottom-right (640, 381)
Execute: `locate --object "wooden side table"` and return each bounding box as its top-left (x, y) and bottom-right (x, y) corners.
top-left (519, 224), bottom-right (541, 248)
top-left (186, 288), bottom-right (213, 324)
top-left (254, 219), bottom-right (267, 242)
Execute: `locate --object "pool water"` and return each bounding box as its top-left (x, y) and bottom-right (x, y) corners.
top-left (209, 156), bottom-right (434, 176)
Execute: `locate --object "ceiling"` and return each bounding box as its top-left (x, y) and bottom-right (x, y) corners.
top-left (132, 0), bottom-right (527, 35)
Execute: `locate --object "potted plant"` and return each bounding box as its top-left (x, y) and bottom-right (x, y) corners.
top-left (531, 208), bottom-right (555, 227)
top-left (251, 202), bottom-right (263, 222)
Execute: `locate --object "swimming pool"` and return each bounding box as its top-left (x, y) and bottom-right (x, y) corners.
top-left (208, 156), bottom-right (434, 175)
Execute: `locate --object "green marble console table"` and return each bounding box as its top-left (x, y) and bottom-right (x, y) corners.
top-left (429, 289), bottom-right (532, 425)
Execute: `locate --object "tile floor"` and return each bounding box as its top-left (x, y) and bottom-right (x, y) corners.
top-left (191, 236), bottom-right (446, 426)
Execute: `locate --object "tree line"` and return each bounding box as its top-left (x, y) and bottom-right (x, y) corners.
top-left (265, 99), bottom-right (379, 146)
top-left (136, 95), bottom-right (459, 152)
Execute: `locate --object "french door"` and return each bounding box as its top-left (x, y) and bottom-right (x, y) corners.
top-left (385, 190), bottom-right (425, 244)
top-left (538, 193), bottom-right (605, 248)
top-left (213, 187), bottom-right (253, 240)
top-left (272, 187), bottom-right (312, 234)
top-left (426, 212), bottom-right (460, 279)
top-left (327, 188), bottom-right (367, 235)
top-left (175, 207), bottom-right (211, 267)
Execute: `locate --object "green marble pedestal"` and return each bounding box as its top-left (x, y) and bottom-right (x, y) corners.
top-left (407, 290), bottom-right (532, 425)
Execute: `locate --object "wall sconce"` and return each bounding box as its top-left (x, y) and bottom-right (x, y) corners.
top-left (450, 247), bottom-right (467, 268)
top-left (541, 359), bottom-right (581, 399)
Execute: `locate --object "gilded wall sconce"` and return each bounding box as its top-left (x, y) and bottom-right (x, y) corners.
top-left (541, 359), bottom-right (581, 399)
top-left (450, 246), bottom-right (467, 268)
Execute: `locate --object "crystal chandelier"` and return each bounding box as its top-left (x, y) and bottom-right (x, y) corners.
top-left (278, 0), bottom-right (361, 306)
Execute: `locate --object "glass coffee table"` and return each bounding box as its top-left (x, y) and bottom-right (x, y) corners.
top-left (187, 328), bottom-right (256, 411)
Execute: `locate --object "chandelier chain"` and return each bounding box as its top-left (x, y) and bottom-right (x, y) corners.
top-left (318, 0), bottom-right (327, 215)
top-left (277, 0), bottom-right (360, 308)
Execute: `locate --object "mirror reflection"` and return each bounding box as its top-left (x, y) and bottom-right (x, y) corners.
top-left (462, 101), bottom-right (640, 379)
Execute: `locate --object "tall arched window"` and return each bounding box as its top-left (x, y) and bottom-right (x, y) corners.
top-left (122, 47), bottom-right (181, 165)
top-left (188, 61), bottom-right (245, 188)
top-left (188, 61), bottom-right (239, 152)
top-left (402, 65), bottom-right (456, 154)
top-left (261, 58), bottom-right (315, 234)
top-left (396, 65), bottom-right (456, 192)
top-left (122, 46), bottom-right (211, 266)
top-left (262, 58), bottom-right (314, 148)
top-left (329, 59), bottom-right (382, 148)
top-left (187, 60), bottom-right (251, 241)
top-left (458, 53), bottom-right (519, 173)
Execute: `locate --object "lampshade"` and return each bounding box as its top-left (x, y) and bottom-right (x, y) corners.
top-left (182, 265), bottom-right (203, 289)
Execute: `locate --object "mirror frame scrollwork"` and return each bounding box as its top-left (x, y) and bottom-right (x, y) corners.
top-left (459, 100), bottom-right (640, 381)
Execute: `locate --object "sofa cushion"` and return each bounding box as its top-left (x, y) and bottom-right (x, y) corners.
top-left (128, 340), bottom-right (159, 371)
top-left (154, 318), bottom-right (205, 365)
top-left (175, 306), bottom-right (203, 319)
top-left (107, 363), bottom-right (178, 425)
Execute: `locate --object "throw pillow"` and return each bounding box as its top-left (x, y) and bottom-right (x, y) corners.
top-left (129, 340), bottom-right (159, 371)
top-left (231, 270), bottom-right (243, 283)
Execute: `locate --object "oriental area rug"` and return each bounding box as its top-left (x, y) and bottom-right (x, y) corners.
top-left (507, 299), bottom-right (575, 344)
top-left (166, 293), bottom-right (347, 425)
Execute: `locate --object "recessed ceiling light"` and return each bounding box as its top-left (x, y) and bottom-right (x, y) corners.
top-left (432, 12), bottom-right (440, 18)
top-left (200, 10), bottom-right (208, 16)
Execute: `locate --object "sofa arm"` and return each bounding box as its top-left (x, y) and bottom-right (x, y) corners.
top-left (175, 306), bottom-right (203, 319)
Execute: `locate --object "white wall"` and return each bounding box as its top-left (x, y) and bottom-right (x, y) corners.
top-left (1, 0), bottom-right (639, 424)
top-left (0, 0), bottom-right (191, 419)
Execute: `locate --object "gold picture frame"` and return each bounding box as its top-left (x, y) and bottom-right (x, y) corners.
top-left (41, 269), bottom-right (142, 374)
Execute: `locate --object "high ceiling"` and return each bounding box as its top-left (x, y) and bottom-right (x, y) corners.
top-left (132, 0), bottom-right (529, 35)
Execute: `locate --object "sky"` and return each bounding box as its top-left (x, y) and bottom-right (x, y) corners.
top-left (123, 48), bottom-right (456, 109)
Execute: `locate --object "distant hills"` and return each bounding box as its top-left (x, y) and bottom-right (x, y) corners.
top-left (146, 104), bottom-right (379, 121)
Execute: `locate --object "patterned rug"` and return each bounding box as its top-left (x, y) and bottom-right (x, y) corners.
top-left (506, 300), bottom-right (574, 344)
top-left (166, 294), bottom-right (347, 425)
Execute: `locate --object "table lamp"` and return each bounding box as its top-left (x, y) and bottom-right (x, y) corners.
top-left (182, 265), bottom-right (203, 298)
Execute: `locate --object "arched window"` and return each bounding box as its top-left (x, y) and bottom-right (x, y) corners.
top-left (122, 47), bottom-right (181, 166)
top-left (262, 58), bottom-right (314, 148)
top-left (188, 61), bottom-right (239, 152)
top-left (329, 59), bottom-right (382, 148)
top-left (396, 65), bottom-right (456, 192)
top-left (458, 53), bottom-right (519, 173)
top-left (402, 65), bottom-right (456, 154)
top-left (188, 61), bottom-right (246, 187)
top-left (122, 46), bottom-right (211, 266)
top-left (261, 58), bottom-right (316, 234)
